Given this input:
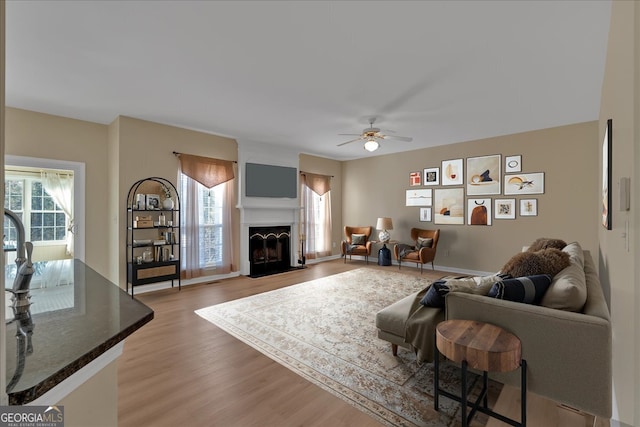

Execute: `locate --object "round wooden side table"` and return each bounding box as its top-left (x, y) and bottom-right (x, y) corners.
top-left (434, 319), bottom-right (527, 427)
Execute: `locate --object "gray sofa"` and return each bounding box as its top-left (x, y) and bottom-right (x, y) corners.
top-left (375, 243), bottom-right (612, 419)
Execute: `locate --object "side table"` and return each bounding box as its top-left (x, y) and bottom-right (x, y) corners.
top-left (434, 319), bottom-right (527, 427)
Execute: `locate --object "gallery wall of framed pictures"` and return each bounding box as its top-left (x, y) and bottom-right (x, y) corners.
top-left (404, 153), bottom-right (545, 226)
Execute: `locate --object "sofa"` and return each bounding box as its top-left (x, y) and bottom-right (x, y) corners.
top-left (375, 242), bottom-right (612, 419)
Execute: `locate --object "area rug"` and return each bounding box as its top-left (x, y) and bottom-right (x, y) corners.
top-left (196, 268), bottom-right (484, 427)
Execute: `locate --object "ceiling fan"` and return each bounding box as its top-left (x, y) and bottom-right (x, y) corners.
top-left (337, 117), bottom-right (413, 152)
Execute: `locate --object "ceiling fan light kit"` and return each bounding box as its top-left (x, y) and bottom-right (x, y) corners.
top-left (364, 139), bottom-right (380, 152)
top-left (338, 117), bottom-right (413, 152)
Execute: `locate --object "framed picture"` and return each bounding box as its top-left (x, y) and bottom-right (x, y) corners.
top-left (146, 194), bottom-right (160, 210)
top-left (467, 198), bottom-right (492, 225)
top-left (409, 171), bottom-right (421, 186)
top-left (441, 158), bottom-right (463, 186)
top-left (602, 119), bottom-right (612, 230)
top-left (466, 154), bottom-right (501, 195)
top-left (405, 189), bottom-right (432, 206)
top-left (419, 207), bottom-right (432, 222)
top-left (423, 167), bottom-right (439, 186)
top-left (494, 198), bottom-right (516, 219)
top-left (505, 155), bottom-right (522, 173)
top-left (434, 188), bottom-right (464, 224)
top-left (520, 199), bottom-right (538, 216)
top-left (504, 172), bottom-right (545, 195)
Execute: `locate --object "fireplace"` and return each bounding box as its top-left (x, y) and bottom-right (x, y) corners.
top-left (249, 226), bottom-right (292, 278)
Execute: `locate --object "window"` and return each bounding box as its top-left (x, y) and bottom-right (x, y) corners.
top-left (180, 173), bottom-right (225, 269)
top-left (4, 175), bottom-right (68, 247)
top-left (300, 174), bottom-right (332, 259)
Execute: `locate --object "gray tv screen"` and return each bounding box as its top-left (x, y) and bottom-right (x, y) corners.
top-left (245, 163), bottom-right (297, 198)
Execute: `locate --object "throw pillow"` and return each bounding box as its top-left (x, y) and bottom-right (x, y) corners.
top-left (351, 234), bottom-right (366, 245)
top-left (416, 237), bottom-right (433, 249)
top-left (487, 274), bottom-right (552, 304)
top-left (500, 248), bottom-right (570, 278)
top-left (419, 274), bottom-right (507, 307)
top-left (419, 280), bottom-right (447, 307)
top-left (540, 241), bottom-right (587, 312)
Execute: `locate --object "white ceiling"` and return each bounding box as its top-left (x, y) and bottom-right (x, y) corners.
top-left (6, 1), bottom-right (611, 161)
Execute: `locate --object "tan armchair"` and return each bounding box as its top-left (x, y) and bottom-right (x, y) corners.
top-left (394, 228), bottom-right (440, 273)
top-left (341, 226), bottom-right (373, 264)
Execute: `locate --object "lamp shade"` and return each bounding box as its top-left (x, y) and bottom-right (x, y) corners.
top-left (376, 217), bottom-right (393, 231)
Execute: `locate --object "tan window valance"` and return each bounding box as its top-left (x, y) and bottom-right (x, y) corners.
top-left (301, 172), bottom-right (331, 196)
top-left (178, 154), bottom-right (235, 188)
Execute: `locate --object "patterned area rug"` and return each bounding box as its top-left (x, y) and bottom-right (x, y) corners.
top-left (196, 268), bottom-right (484, 427)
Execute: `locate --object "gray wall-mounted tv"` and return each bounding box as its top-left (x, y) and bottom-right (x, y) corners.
top-left (245, 163), bottom-right (297, 198)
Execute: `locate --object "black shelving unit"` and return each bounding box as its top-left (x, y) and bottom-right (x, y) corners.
top-left (126, 177), bottom-right (181, 298)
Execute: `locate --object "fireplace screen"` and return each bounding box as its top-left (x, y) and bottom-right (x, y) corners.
top-left (249, 226), bottom-right (291, 277)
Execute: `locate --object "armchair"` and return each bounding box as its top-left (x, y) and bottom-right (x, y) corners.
top-left (394, 228), bottom-right (440, 273)
top-left (341, 226), bottom-right (373, 264)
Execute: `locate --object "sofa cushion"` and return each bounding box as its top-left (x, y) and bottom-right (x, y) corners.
top-left (487, 274), bottom-right (552, 304)
top-left (540, 242), bottom-right (587, 312)
top-left (351, 233), bottom-right (366, 245)
top-left (420, 275), bottom-right (505, 307)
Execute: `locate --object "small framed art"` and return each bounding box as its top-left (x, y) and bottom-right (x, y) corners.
top-left (441, 158), bottom-right (463, 186)
top-left (520, 199), bottom-right (538, 216)
top-left (409, 171), bottom-right (421, 186)
top-left (467, 198), bottom-right (492, 225)
top-left (504, 173), bottom-right (544, 195)
top-left (505, 155), bottom-right (522, 173)
top-left (423, 167), bottom-right (439, 186)
top-left (419, 207), bottom-right (432, 222)
top-left (406, 189), bottom-right (432, 206)
top-left (494, 199), bottom-right (516, 219)
top-left (146, 194), bottom-right (160, 210)
top-left (466, 154), bottom-right (501, 195)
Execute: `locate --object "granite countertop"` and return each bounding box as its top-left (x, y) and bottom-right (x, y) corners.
top-left (4, 259), bottom-right (154, 405)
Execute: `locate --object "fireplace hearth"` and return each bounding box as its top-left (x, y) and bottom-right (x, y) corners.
top-left (249, 226), bottom-right (292, 278)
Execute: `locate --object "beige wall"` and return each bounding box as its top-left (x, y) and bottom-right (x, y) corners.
top-left (299, 154), bottom-right (343, 255)
top-left (599, 1), bottom-right (639, 424)
top-left (114, 116), bottom-right (239, 287)
top-left (4, 108), bottom-right (110, 276)
top-left (343, 122), bottom-right (599, 273)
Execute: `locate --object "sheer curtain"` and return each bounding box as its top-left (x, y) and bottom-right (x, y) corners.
top-left (178, 154), bottom-right (236, 278)
top-left (300, 172), bottom-right (332, 260)
top-left (41, 171), bottom-right (74, 256)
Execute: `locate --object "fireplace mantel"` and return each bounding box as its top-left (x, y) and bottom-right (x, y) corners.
top-left (236, 140), bottom-right (302, 276)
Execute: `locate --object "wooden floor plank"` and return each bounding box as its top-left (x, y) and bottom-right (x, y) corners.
top-left (118, 259), bottom-right (606, 427)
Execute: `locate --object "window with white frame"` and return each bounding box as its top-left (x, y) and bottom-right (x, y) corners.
top-left (180, 173), bottom-right (224, 269)
top-left (4, 173), bottom-right (69, 249)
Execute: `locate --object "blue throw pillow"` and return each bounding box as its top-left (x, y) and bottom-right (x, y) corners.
top-left (487, 274), bottom-right (552, 305)
top-left (420, 280), bottom-right (447, 307)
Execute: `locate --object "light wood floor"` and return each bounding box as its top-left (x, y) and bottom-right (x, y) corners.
top-left (118, 259), bottom-right (608, 427)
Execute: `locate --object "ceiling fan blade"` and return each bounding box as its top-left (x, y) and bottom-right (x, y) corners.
top-left (338, 133), bottom-right (363, 136)
top-left (383, 135), bottom-right (413, 142)
top-left (337, 137), bottom-right (363, 147)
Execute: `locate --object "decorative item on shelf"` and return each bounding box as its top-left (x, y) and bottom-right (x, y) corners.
top-left (135, 194), bottom-right (146, 210)
top-left (159, 213), bottom-right (166, 226)
top-left (161, 183), bottom-right (175, 209)
top-left (146, 194), bottom-right (160, 210)
top-left (376, 217), bottom-right (393, 244)
top-left (133, 215), bottom-right (153, 228)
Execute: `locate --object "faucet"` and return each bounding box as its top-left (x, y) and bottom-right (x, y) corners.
top-left (4, 208), bottom-right (34, 297)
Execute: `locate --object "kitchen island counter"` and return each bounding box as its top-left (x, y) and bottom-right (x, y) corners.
top-left (5, 259), bottom-right (153, 405)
